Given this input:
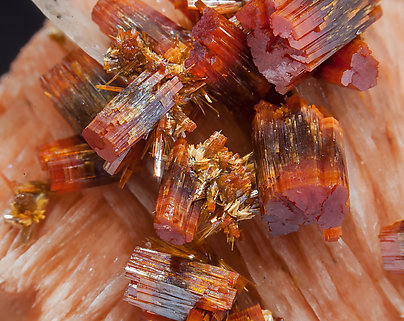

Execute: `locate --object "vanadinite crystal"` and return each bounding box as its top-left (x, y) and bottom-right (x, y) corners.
top-left (37, 135), bottom-right (113, 192)
top-left (82, 71), bottom-right (183, 162)
top-left (252, 95), bottom-right (349, 239)
top-left (154, 132), bottom-right (258, 246)
top-left (92, 0), bottom-right (191, 56)
top-left (316, 37), bottom-right (379, 91)
top-left (379, 220), bottom-right (404, 273)
top-left (236, 0), bottom-right (381, 93)
top-left (185, 7), bottom-right (270, 111)
top-left (40, 49), bottom-right (117, 132)
top-left (124, 247), bottom-right (239, 321)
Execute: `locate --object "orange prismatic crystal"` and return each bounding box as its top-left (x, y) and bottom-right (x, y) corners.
top-left (252, 95), bottom-right (349, 239)
top-left (124, 247), bottom-right (239, 320)
top-left (154, 132), bottom-right (259, 246)
top-left (316, 37), bottom-right (379, 91)
top-left (379, 220), bottom-right (404, 273)
top-left (40, 49), bottom-right (117, 132)
top-left (236, 0), bottom-right (381, 93)
top-left (37, 135), bottom-right (113, 192)
top-left (82, 71), bottom-right (183, 162)
top-left (154, 138), bottom-right (197, 245)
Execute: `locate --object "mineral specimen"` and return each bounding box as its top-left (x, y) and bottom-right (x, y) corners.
top-left (379, 220), bottom-right (404, 273)
top-left (236, 0), bottom-right (382, 93)
top-left (124, 246), bottom-right (239, 320)
top-left (154, 132), bottom-right (259, 246)
top-left (82, 71), bottom-right (183, 162)
top-left (252, 95), bottom-right (349, 239)
top-left (316, 37), bottom-right (379, 91)
top-left (40, 49), bottom-right (117, 132)
top-left (37, 135), bottom-right (113, 192)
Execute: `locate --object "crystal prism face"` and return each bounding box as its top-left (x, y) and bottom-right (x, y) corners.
top-left (154, 138), bottom-right (197, 245)
top-left (252, 95), bottom-right (349, 239)
top-left (237, 0), bottom-right (381, 93)
top-left (124, 247), bottom-right (239, 320)
top-left (37, 135), bottom-right (113, 192)
top-left (92, 0), bottom-right (191, 56)
top-left (379, 220), bottom-right (404, 273)
top-left (4, 181), bottom-right (49, 229)
top-left (316, 37), bottom-right (379, 91)
top-left (154, 132), bottom-right (259, 246)
top-left (185, 7), bottom-right (270, 110)
top-left (82, 71), bottom-right (183, 162)
top-left (40, 49), bottom-right (117, 132)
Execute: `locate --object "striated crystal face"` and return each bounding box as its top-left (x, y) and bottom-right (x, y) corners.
top-left (124, 247), bottom-right (239, 320)
top-left (379, 220), bottom-right (404, 273)
top-left (40, 49), bottom-right (117, 132)
top-left (154, 138), bottom-right (197, 245)
top-left (82, 71), bottom-right (183, 162)
top-left (185, 7), bottom-right (271, 113)
top-left (252, 95), bottom-right (349, 239)
top-left (154, 132), bottom-right (259, 246)
top-left (92, 0), bottom-right (191, 56)
top-left (316, 37), bottom-right (379, 91)
top-left (37, 135), bottom-right (114, 192)
top-left (237, 0), bottom-right (381, 93)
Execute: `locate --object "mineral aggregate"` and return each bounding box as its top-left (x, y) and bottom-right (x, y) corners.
top-left (0, 1), bottom-right (403, 321)
top-left (236, 0), bottom-right (381, 93)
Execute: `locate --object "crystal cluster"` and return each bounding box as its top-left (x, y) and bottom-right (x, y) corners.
top-left (154, 132), bottom-right (259, 245)
top-left (236, 0), bottom-right (381, 93)
top-left (37, 135), bottom-right (113, 192)
top-left (252, 95), bottom-right (349, 239)
top-left (4, 181), bottom-right (49, 229)
top-left (379, 220), bottom-right (404, 273)
top-left (316, 37), bottom-right (379, 91)
top-left (40, 49), bottom-right (117, 131)
top-left (86, 0), bottom-right (202, 176)
top-left (124, 247), bottom-right (239, 320)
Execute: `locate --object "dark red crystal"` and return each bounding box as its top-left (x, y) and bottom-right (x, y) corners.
top-left (237, 0), bottom-right (381, 93)
top-left (252, 95), bottom-right (349, 238)
top-left (316, 37), bottom-right (379, 91)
